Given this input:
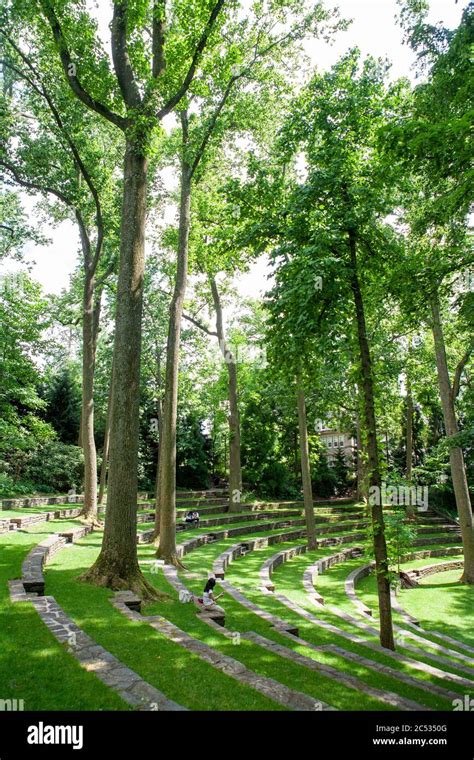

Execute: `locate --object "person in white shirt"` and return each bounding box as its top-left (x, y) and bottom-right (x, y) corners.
top-left (202, 577), bottom-right (224, 614)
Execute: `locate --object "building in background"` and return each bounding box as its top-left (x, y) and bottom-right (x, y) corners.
top-left (315, 422), bottom-right (356, 465)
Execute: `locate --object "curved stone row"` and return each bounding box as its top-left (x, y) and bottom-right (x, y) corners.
top-left (344, 562), bottom-right (474, 666)
top-left (215, 534), bottom-right (474, 682)
top-left (112, 588), bottom-right (333, 711)
top-left (406, 559), bottom-right (465, 584)
top-left (243, 632), bottom-right (430, 711)
top-left (302, 546), bottom-right (364, 605)
top-left (168, 552), bottom-right (439, 710)
top-left (9, 580), bottom-right (184, 711)
top-left (390, 562), bottom-right (474, 658)
top-left (211, 525), bottom-right (367, 584)
top-left (21, 525), bottom-right (93, 594)
top-left (139, 508), bottom-right (301, 527)
top-left (344, 563), bottom-right (376, 618)
top-left (1, 494), bottom-right (84, 509)
top-left (152, 516), bottom-right (474, 703)
top-left (158, 560), bottom-right (433, 710)
top-left (274, 592), bottom-right (474, 690)
top-left (260, 544), bottom-right (307, 592)
top-left (0, 508), bottom-right (84, 535)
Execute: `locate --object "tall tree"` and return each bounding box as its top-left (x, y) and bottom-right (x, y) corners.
top-left (24, 0), bottom-right (228, 593)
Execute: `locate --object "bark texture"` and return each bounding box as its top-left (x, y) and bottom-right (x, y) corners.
top-left (431, 292), bottom-right (474, 584)
top-left (210, 276), bottom-right (242, 511)
top-left (157, 119), bottom-right (191, 565)
top-left (81, 143), bottom-right (158, 595)
top-left (349, 230), bottom-right (394, 650)
top-left (80, 277), bottom-right (101, 520)
top-left (296, 374), bottom-right (317, 550)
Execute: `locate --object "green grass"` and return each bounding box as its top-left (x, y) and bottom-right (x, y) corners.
top-left (212, 532), bottom-right (472, 700)
top-left (156, 531), bottom-right (460, 709)
top-left (357, 560), bottom-right (474, 651)
top-left (45, 532), bottom-right (282, 711)
top-left (0, 519), bottom-right (129, 710)
top-left (398, 569), bottom-right (473, 648)
top-left (2, 497), bottom-right (470, 713)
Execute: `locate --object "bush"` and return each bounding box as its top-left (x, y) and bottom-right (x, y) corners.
top-left (246, 461), bottom-right (299, 499)
top-left (22, 440), bottom-right (84, 493)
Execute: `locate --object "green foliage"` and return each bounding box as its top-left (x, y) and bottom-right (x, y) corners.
top-left (365, 508), bottom-right (418, 578)
top-left (20, 439), bottom-right (84, 494)
top-left (176, 414), bottom-right (211, 489)
top-left (43, 364), bottom-right (82, 445)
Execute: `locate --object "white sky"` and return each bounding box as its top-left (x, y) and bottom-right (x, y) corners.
top-left (3, 0), bottom-right (468, 299)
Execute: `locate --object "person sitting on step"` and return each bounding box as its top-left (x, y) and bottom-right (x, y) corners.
top-left (184, 510), bottom-right (199, 528)
top-left (200, 577), bottom-right (224, 615)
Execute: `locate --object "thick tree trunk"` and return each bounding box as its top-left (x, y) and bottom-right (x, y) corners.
top-left (81, 141), bottom-right (158, 597)
top-left (431, 292), bottom-right (474, 584)
top-left (349, 230), bottom-right (394, 650)
top-left (80, 275), bottom-right (99, 520)
top-left (210, 277), bottom-right (242, 512)
top-left (157, 133), bottom-right (191, 565)
top-left (296, 373), bottom-right (317, 550)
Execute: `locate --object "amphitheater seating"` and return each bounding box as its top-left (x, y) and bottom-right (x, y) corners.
top-left (6, 490), bottom-right (472, 712)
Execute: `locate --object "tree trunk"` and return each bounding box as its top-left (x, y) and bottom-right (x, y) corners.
top-left (349, 230), bottom-right (394, 650)
top-left (80, 275), bottom-right (99, 520)
top-left (405, 369), bottom-right (416, 519)
top-left (296, 373), bottom-right (317, 550)
top-left (210, 276), bottom-right (242, 512)
top-left (356, 411), bottom-right (368, 503)
top-left (153, 396), bottom-right (163, 540)
top-left (157, 120), bottom-right (191, 565)
top-left (81, 141), bottom-right (158, 597)
top-left (430, 291), bottom-right (474, 584)
top-left (98, 370), bottom-right (113, 507)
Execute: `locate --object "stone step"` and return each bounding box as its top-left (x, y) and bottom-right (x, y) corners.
top-left (9, 584), bottom-right (184, 711)
top-left (21, 527), bottom-right (93, 595)
top-left (1, 495), bottom-right (84, 509)
top-left (302, 547), bottom-right (364, 605)
top-left (113, 591), bottom-right (333, 711)
top-left (244, 632), bottom-right (429, 711)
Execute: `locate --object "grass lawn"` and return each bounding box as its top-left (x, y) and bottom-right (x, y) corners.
top-left (45, 531), bottom-right (283, 711)
top-left (3, 503), bottom-right (470, 713)
top-left (396, 568), bottom-right (474, 649)
top-left (0, 520), bottom-right (129, 710)
top-left (151, 531), bottom-right (460, 709)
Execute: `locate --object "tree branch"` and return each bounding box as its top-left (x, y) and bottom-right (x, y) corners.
top-left (111, 1), bottom-right (142, 108)
top-left (0, 158), bottom-right (92, 261)
top-left (182, 312), bottom-right (218, 336)
top-left (451, 343), bottom-right (473, 403)
top-left (157, 0), bottom-right (226, 119)
top-left (38, 0), bottom-right (127, 130)
top-left (152, 0), bottom-right (166, 78)
top-left (1, 40), bottom-right (104, 271)
top-left (190, 74), bottom-right (237, 178)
